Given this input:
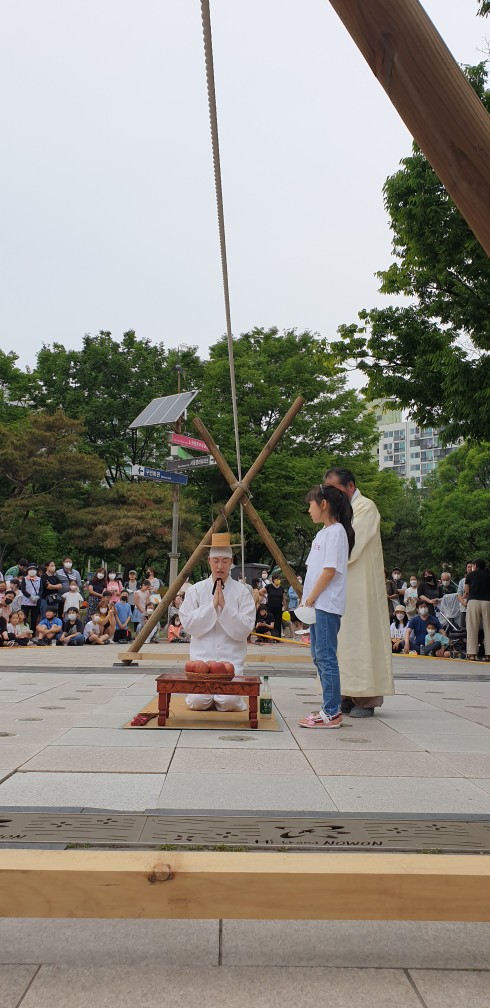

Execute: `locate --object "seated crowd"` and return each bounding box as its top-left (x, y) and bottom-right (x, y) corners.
top-left (386, 561), bottom-right (490, 661)
top-left (0, 557), bottom-right (172, 648)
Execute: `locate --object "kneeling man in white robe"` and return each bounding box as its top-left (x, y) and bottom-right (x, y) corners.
top-left (179, 533), bottom-right (256, 711)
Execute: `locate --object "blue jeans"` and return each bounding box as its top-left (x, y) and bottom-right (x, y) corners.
top-left (67, 633), bottom-right (85, 646)
top-left (310, 610), bottom-right (342, 718)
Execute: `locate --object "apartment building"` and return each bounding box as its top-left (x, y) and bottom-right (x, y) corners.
top-left (372, 407), bottom-right (458, 487)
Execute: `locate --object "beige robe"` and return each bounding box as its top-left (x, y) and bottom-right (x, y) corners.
top-left (337, 491), bottom-right (395, 698)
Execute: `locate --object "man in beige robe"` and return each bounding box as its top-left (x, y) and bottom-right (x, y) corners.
top-left (323, 467), bottom-right (394, 717)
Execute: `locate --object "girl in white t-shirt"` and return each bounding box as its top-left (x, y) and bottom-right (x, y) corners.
top-left (298, 485), bottom-right (355, 729)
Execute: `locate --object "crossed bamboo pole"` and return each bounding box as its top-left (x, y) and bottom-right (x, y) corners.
top-left (122, 397), bottom-right (304, 661)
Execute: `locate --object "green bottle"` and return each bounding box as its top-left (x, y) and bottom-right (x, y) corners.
top-left (259, 675), bottom-right (272, 718)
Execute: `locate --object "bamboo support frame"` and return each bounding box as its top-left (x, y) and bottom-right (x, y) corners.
top-left (123, 397), bottom-right (305, 659)
top-left (327, 0), bottom-right (490, 256)
top-left (1, 850), bottom-right (489, 921)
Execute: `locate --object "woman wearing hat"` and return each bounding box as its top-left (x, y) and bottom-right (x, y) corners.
top-left (390, 604), bottom-right (408, 652)
top-left (179, 534), bottom-right (256, 711)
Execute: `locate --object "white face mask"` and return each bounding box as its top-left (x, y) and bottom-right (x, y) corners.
top-left (395, 613), bottom-right (405, 620)
top-left (28, 571), bottom-right (37, 578)
top-left (419, 607), bottom-right (428, 616)
top-left (96, 573), bottom-right (104, 580)
top-left (410, 580), bottom-right (417, 587)
top-left (99, 607), bottom-right (108, 615)
top-left (68, 614), bottom-right (77, 622)
top-left (427, 629), bottom-right (435, 636)
top-left (109, 574), bottom-right (116, 580)
top-left (64, 562), bottom-right (73, 569)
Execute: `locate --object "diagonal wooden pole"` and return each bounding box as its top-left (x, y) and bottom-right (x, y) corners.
top-left (327, 0), bottom-right (490, 257)
top-left (193, 417), bottom-right (303, 599)
top-left (122, 397), bottom-right (305, 660)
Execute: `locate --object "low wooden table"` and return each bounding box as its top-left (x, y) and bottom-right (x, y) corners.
top-left (156, 672), bottom-right (261, 728)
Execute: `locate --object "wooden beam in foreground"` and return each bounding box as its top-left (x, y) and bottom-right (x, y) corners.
top-left (327, 0), bottom-right (490, 257)
top-left (118, 651), bottom-right (313, 664)
top-left (1, 851), bottom-right (489, 920)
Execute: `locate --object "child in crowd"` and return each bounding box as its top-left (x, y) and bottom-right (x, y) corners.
top-left (140, 603), bottom-right (159, 643)
top-left (84, 601), bottom-right (115, 644)
top-left (167, 614), bottom-right (188, 643)
top-left (132, 579), bottom-right (151, 630)
top-left (404, 575), bottom-right (419, 617)
top-left (106, 571), bottom-right (124, 601)
top-left (61, 579), bottom-right (84, 614)
top-left (36, 607), bottom-right (63, 645)
top-left (424, 621), bottom-right (450, 657)
top-left (60, 607), bottom-right (85, 646)
top-left (390, 604), bottom-right (408, 652)
top-left (254, 604), bottom-right (274, 644)
top-left (113, 592), bottom-right (133, 642)
top-left (11, 610), bottom-right (35, 645)
top-left (124, 571), bottom-right (139, 612)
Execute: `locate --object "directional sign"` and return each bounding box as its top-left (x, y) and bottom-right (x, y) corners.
top-left (166, 454), bottom-right (217, 472)
top-left (169, 432), bottom-right (209, 453)
top-left (131, 465), bottom-right (188, 486)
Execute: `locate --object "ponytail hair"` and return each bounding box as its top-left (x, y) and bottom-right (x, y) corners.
top-left (305, 485), bottom-right (355, 557)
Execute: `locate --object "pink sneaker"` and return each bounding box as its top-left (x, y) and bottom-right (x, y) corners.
top-left (298, 711), bottom-right (343, 729)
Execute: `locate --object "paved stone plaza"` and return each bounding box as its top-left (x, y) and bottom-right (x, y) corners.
top-left (1, 644), bottom-right (489, 1005)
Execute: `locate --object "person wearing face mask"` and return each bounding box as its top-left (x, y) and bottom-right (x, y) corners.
top-left (265, 574), bottom-right (285, 638)
top-left (40, 560), bottom-right (63, 619)
top-left (124, 571), bottom-right (139, 613)
top-left (84, 601), bottom-right (115, 644)
top-left (424, 621), bottom-right (450, 658)
top-left (60, 607), bottom-right (85, 646)
top-left (456, 561), bottom-right (476, 628)
top-left (417, 569), bottom-right (439, 617)
top-left (404, 576), bottom-right (420, 618)
top-left (141, 603), bottom-right (159, 642)
top-left (61, 579), bottom-right (84, 615)
top-left (107, 570), bottom-right (124, 602)
top-left (87, 567), bottom-right (108, 617)
top-left (114, 593), bottom-right (133, 642)
top-left (436, 572), bottom-right (460, 630)
top-left (56, 557), bottom-right (82, 595)
top-left (391, 567), bottom-right (407, 603)
top-left (146, 567), bottom-right (161, 592)
top-left (20, 564), bottom-right (42, 631)
top-left (404, 600), bottom-right (441, 654)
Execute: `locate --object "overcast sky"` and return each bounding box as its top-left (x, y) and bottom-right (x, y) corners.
top-left (1, 1), bottom-right (487, 370)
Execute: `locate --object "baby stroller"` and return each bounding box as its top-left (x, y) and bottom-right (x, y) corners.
top-left (434, 604), bottom-right (466, 659)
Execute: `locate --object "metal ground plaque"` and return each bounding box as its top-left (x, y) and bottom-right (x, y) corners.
top-left (0, 813), bottom-right (489, 852)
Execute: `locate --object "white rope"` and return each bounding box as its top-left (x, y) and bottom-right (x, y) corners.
top-left (200, 0), bottom-right (245, 577)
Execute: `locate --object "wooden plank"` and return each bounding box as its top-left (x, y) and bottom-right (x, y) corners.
top-left (118, 651), bottom-right (313, 664)
top-left (1, 850), bottom-right (489, 920)
top-left (327, 0), bottom-right (490, 256)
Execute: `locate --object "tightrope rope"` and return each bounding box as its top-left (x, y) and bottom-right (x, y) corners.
top-left (200, 0), bottom-right (245, 575)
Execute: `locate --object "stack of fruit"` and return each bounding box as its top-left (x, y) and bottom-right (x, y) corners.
top-left (184, 660), bottom-right (235, 680)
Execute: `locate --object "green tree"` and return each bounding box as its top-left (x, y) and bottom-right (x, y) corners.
top-left (66, 480), bottom-right (202, 577)
top-left (30, 331), bottom-right (205, 484)
top-left (332, 65), bottom-right (490, 443)
top-left (419, 442), bottom-right (490, 572)
top-left (191, 327), bottom-right (381, 561)
top-left (0, 409), bottom-right (105, 568)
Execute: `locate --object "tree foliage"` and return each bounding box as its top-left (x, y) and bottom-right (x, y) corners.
top-left (30, 331), bottom-right (205, 484)
top-left (332, 65), bottom-right (490, 443)
top-left (0, 409), bottom-right (105, 567)
top-left (420, 443), bottom-right (490, 572)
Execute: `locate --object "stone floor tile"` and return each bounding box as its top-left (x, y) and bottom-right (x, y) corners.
top-left (156, 772), bottom-right (336, 810)
top-left (285, 720), bottom-right (423, 751)
top-left (408, 969), bottom-right (490, 1007)
top-left (168, 748), bottom-right (314, 774)
top-left (403, 733), bottom-right (490, 753)
top-left (18, 746), bottom-right (175, 773)
top-left (52, 728), bottom-right (181, 747)
top-left (0, 919), bottom-right (218, 966)
top-left (0, 965), bottom-right (39, 1007)
top-left (176, 729), bottom-right (299, 749)
top-left (435, 753), bottom-right (490, 776)
top-left (0, 771), bottom-right (166, 810)
top-left (19, 965), bottom-right (421, 1008)
top-left (0, 746), bottom-right (51, 768)
top-left (319, 775), bottom-right (490, 812)
top-left (222, 921), bottom-right (490, 968)
top-left (468, 778), bottom-right (490, 793)
top-left (304, 750), bottom-right (460, 776)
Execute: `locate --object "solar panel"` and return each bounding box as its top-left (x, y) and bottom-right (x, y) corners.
top-left (129, 390), bottom-right (199, 429)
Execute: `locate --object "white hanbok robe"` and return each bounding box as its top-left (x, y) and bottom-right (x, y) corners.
top-left (337, 491), bottom-right (395, 699)
top-left (179, 575), bottom-right (256, 709)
